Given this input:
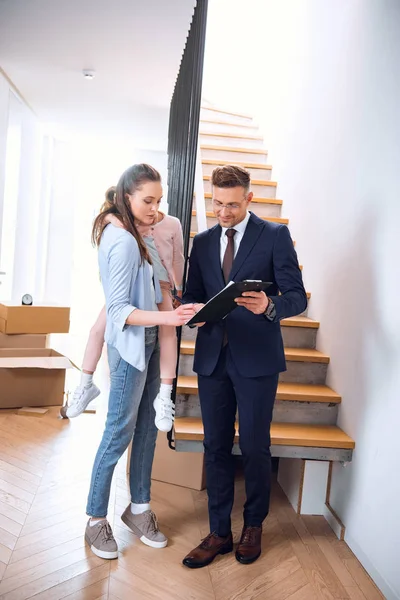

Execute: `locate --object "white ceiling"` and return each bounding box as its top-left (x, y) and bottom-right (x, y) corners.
top-left (0, 0), bottom-right (196, 148)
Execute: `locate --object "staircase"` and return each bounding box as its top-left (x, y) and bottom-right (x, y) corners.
top-left (174, 103), bottom-right (355, 464)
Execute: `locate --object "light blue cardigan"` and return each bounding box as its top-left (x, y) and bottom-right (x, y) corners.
top-left (98, 224), bottom-right (162, 371)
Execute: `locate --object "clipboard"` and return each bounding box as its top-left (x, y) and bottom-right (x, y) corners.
top-left (187, 280), bottom-right (272, 326)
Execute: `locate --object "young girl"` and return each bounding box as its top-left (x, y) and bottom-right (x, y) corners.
top-left (84, 164), bottom-right (195, 559)
top-left (61, 183), bottom-right (185, 433)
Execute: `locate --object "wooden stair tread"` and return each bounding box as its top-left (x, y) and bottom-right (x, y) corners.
top-left (202, 159), bottom-right (272, 170)
top-left (179, 340), bottom-right (195, 354)
top-left (277, 382), bottom-right (339, 401)
top-left (200, 131), bottom-right (263, 141)
top-left (281, 316), bottom-right (319, 328)
top-left (174, 418), bottom-right (354, 449)
top-left (201, 105), bottom-right (252, 119)
top-left (201, 145), bottom-right (267, 155)
top-left (200, 119), bottom-right (258, 129)
top-left (204, 193), bottom-right (282, 205)
top-left (177, 375), bottom-right (205, 393)
top-left (251, 197), bottom-right (282, 205)
top-left (192, 210), bottom-right (288, 225)
top-left (283, 347), bottom-right (328, 362)
top-left (177, 376), bottom-right (340, 403)
top-left (180, 341), bottom-right (329, 364)
top-left (203, 175), bottom-right (277, 187)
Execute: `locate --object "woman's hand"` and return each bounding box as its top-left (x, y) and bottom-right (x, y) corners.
top-left (164, 304), bottom-right (196, 327)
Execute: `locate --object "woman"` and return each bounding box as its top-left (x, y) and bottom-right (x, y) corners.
top-left (62, 188), bottom-right (185, 433)
top-left (84, 164), bottom-right (195, 560)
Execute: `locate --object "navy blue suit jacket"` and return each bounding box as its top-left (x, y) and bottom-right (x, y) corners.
top-left (183, 213), bottom-right (307, 378)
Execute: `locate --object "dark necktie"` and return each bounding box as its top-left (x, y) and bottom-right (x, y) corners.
top-left (222, 228), bottom-right (236, 284)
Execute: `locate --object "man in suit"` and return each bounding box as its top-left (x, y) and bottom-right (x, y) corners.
top-left (182, 165), bottom-right (307, 568)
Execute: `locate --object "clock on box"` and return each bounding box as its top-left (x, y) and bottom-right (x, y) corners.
top-left (0, 303), bottom-right (70, 334)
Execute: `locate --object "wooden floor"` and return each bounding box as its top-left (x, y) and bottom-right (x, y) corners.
top-left (0, 407), bottom-right (384, 600)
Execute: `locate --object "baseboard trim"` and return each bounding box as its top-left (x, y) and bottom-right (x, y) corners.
top-left (323, 502), bottom-right (345, 540)
top-left (297, 459), bottom-right (306, 513)
top-left (345, 534), bottom-right (399, 600)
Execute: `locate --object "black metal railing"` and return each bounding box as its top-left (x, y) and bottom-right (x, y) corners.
top-left (167, 0), bottom-right (208, 259)
top-left (167, 0), bottom-right (208, 449)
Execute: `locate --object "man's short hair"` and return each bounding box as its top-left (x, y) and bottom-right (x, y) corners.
top-left (211, 165), bottom-right (251, 192)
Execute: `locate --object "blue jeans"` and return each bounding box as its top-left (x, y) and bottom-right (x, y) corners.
top-left (86, 327), bottom-right (160, 517)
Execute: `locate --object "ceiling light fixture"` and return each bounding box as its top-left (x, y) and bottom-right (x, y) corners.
top-left (82, 69), bottom-right (95, 80)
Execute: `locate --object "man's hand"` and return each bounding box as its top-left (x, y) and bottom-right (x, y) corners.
top-left (234, 291), bottom-right (269, 315)
top-left (193, 303), bottom-right (206, 327)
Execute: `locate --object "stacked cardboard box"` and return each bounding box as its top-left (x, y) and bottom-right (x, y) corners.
top-left (0, 303), bottom-right (75, 409)
top-left (151, 432), bottom-right (206, 491)
top-left (0, 303), bottom-right (70, 335)
top-left (0, 332), bottom-right (49, 348)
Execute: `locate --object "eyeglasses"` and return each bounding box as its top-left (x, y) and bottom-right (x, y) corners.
top-left (212, 199), bottom-right (245, 211)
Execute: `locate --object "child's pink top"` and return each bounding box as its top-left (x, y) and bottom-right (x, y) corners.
top-left (137, 212), bottom-right (184, 290)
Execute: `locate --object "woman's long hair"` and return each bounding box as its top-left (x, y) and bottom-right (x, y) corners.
top-left (99, 186), bottom-right (117, 214)
top-left (92, 163), bottom-right (161, 263)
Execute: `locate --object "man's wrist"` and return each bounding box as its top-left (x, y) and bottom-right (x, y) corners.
top-left (263, 297), bottom-right (276, 321)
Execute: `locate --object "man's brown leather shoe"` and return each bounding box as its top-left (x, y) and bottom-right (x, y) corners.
top-left (182, 532), bottom-right (233, 568)
top-left (235, 525), bottom-right (262, 564)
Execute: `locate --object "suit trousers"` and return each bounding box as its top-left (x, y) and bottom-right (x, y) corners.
top-left (198, 344), bottom-right (279, 536)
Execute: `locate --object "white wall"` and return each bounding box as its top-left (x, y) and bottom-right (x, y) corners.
top-left (11, 97), bottom-right (43, 302)
top-left (42, 139), bottom-right (76, 305)
top-left (0, 72), bottom-right (9, 265)
top-left (204, 1), bottom-right (400, 598)
top-left (0, 75), bottom-right (75, 305)
top-left (0, 75), bottom-right (45, 302)
top-left (0, 67), bottom-right (169, 324)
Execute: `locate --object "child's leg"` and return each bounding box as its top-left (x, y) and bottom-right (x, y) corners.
top-left (81, 307), bottom-right (107, 375)
top-left (158, 286), bottom-right (178, 383)
top-left (153, 284), bottom-right (177, 432)
top-left (60, 307), bottom-right (106, 419)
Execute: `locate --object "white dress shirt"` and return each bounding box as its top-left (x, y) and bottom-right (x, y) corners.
top-left (220, 211), bottom-right (251, 266)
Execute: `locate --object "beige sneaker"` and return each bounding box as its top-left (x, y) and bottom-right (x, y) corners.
top-left (121, 506), bottom-right (168, 548)
top-left (85, 519), bottom-right (118, 559)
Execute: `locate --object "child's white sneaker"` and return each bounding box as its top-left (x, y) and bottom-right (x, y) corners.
top-left (153, 393), bottom-right (175, 432)
top-left (60, 384), bottom-right (100, 419)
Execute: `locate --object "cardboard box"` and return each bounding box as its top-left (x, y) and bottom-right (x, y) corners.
top-left (0, 348), bottom-right (76, 408)
top-left (127, 432), bottom-right (206, 491)
top-left (0, 304), bottom-right (70, 334)
top-left (17, 407), bottom-right (49, 417)
top-left (0, 333), bottom-right (49, 348)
